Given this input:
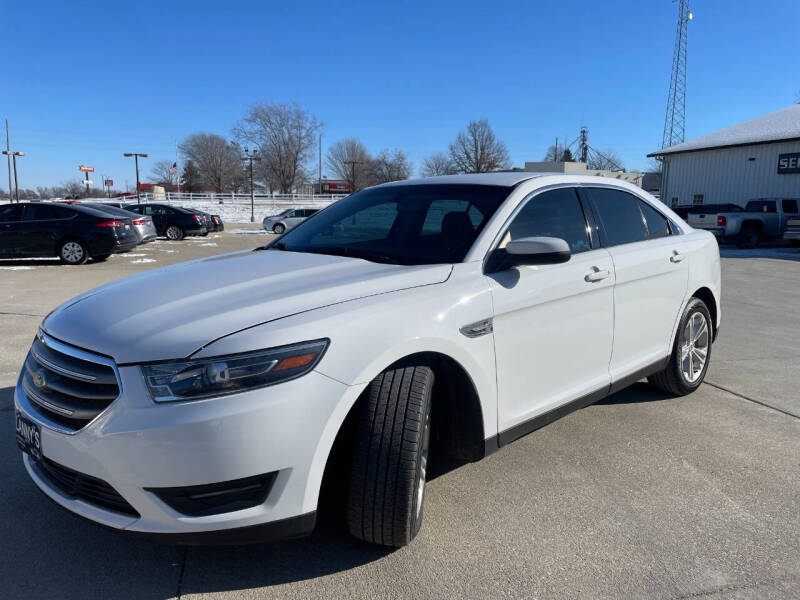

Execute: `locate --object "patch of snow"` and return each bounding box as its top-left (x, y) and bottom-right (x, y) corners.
top-left (233, 229), bottom-right (268, 235)
top-left (0, 266), bottom-right (34, 270)
top-left (130, 258), bottom-right (157, 264)
top-left (201, 243), bottom-right (218, 247)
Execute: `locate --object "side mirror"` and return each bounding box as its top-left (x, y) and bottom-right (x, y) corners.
top-left (486, 236), bottom-right (571, 273)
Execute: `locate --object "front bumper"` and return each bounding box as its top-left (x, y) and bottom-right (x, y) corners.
top-left (15, 359), bottom-right (360, 541)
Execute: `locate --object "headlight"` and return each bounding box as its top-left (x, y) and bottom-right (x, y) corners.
top-left (140, 339), bottom-right (328, 403)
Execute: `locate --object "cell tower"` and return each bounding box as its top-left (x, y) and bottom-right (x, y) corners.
top-left (661, 0), bottom-right (692, 150)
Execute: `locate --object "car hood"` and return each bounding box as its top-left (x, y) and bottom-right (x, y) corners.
top-left (43, 249), bottom-right (452, 363)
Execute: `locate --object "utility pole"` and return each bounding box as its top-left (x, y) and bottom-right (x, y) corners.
top-left (662, 0), bottom-right (692, 149)
top-left (5, 120), bottom-right (11, 202)
top-left (242, 147), bottom-right (261, 222)
top-left (2, 150), bottom-right (24, 203)
top-left (123, 153), bottom-right (148, 204)
top-left (318, 134), bottom-right (322, 196)
top-left (346, 160), bottom-right (361, 192)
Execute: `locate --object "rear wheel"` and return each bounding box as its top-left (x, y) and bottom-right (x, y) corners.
top-left (648, 297), bottom-right (712, 396)
top-left (347, 361), bottom-right (434, 547)
top-left (272, 223), bottom-right (285, 235)
top-left (165, 225), bottom-right (185, 241)
top-left (736, 226), bottom-right (760, 249)
top-left (58, 240), bottom-right (88, 265)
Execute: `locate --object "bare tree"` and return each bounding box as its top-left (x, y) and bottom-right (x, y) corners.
top-left (179, 133), bottom-right (244, 192)
top-left (448, 119), bottom-right (510, 173)
top-left (370, 149), bottom-right (412, 184)
top-left (36, 186), bottom-right (49, 199)
top-left (542, 145), bottom-right (574, 162)
top-left (421, 152), bottom-right (457, 177)
top-left (233, 101), bottom-right (321, 194)
top-left (326, 138), bottom-right (372, 191)
top-left (150, 160), bottom-right (178, 185)
top-left (62, 180), bottom-right (85, 199)
top-left (587, 148), bottom-right (624, 171)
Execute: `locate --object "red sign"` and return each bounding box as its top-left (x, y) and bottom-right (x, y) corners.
top-left (79, 165), bottom-right (95, 172)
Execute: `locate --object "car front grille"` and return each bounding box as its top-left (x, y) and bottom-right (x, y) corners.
top-left (35, 457), bottom-right (139, 517)
top-left (22, 333), bottom-right (120, 431)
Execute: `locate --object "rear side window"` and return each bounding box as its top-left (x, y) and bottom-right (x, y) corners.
top-left (782, 199), bottom-right (798, 213)
top-left (639, 201), bottom-right (671, 239)
top-left (505, 187), bottom-right (591, 254)
top-left (745, 200), bottom-right (777, 213)
top-left (0, 204), bottom-right (24, 222)
top-left (24, 204), bottom-right (72, 221)
top-left (588, 188), bottom-right (648, 246)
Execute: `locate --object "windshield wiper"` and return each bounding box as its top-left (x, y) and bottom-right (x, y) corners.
top-left (300, 246), bottom-right (400, 265)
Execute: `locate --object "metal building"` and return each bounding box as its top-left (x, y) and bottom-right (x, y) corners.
top-left (649, 104), bottom-right (800, 207)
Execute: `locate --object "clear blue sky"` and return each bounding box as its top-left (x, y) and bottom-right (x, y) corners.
top-left (3, 0), bottom-right (799, 190)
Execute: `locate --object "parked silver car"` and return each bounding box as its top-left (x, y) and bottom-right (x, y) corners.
top-left (84, 202), bottom-right (157, 243)
top-left (262, 208), bottom-right (319, 234)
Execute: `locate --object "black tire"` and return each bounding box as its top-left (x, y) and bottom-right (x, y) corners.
top-left (648, 297), bottom-right (713, 396)
top-left (58, 239), bottom-right (88, 265)
top-left (165, 224), bottom-right (185, 241)
top-left (347, 361), bottom-right (434, 547)
top-left (272, 223), bottom-right (285, 235)
top-left (736, 226), bottom-right (760, 249)
top-left (92, 254), bottom-right (111, 262)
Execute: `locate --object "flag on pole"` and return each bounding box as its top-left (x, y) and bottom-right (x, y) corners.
top-left (169, 162), bottom-right (178, 174)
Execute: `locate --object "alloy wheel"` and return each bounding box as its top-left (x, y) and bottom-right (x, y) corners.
top-left (680, 312), bottom-right (709, 383)
top-left (61, 242), bottom-right (84, 264)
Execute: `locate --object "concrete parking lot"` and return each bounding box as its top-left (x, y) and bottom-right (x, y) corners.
top-left (1, 229), bottom-right (798, 599)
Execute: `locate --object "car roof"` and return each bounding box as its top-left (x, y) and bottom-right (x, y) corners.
top-left (379, 172), bottom-right (549, 188)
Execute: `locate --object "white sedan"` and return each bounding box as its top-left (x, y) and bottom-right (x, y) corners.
top-left (15, 172), bottom-right (720, 547)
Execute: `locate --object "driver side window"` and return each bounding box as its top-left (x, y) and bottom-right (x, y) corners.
top-left (501, 187), bottom-right (592, 254)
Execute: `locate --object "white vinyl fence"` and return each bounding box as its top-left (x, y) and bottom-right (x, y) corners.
top-left (67, 192), bottom-right (348, 223)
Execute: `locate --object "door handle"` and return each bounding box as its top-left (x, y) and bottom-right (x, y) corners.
top-left (584, 268), bottom-right (610, 282)
top-left (670, 251), bottom-right (685, 263)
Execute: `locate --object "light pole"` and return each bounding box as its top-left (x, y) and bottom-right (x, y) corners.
top-left (2, 150), bottom-right (24, 203)
top-left (123, 152), bottom-right (148, 204)
top-left (242, 147), bottom-right (261, 223)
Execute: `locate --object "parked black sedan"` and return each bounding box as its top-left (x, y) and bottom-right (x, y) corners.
top-left (0, 202), bottom-right (139, 264)
top-left (123, 203), bottom-right (206, 240)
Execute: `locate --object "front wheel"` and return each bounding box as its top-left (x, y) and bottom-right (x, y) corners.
top-left (648, 297), bottom-right (712, 396)
top-left (165, 225), bottom-right (185, 241)
top-left (347, 362), bottom-right (434, 547)
top-left (272, 223), bottom-right (285, 235)
top-left (58, 240), bottom-right (88, 265)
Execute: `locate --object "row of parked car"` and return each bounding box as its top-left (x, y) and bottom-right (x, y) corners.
top-left (0, 201), bottom-right (224, 265)
top-left (673, 198), bottom-right (800, 248)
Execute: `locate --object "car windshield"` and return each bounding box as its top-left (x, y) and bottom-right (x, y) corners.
top-left (266, 183), bottom-right (511, 265)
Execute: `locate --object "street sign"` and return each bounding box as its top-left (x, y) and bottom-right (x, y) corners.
top-left (104, 179), bottom-right (113, 187)
top-left (79, 165), bottom-right (95, 172)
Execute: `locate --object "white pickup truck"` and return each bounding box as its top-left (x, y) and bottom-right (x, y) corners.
top-left (688, 198), bottom-right (800, 248)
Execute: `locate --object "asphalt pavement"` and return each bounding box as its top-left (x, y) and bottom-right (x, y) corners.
top-left (1, 229), bottom-right (798, 599)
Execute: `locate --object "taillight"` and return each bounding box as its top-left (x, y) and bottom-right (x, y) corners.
top-left (193, 215), bottom-right (202, 223)
top-left (96, 220), bottom-right (123, 228)
top-left (132, 218), bottom-right (145, 226)
top-left (717, 215), bottom-right (727, 226)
